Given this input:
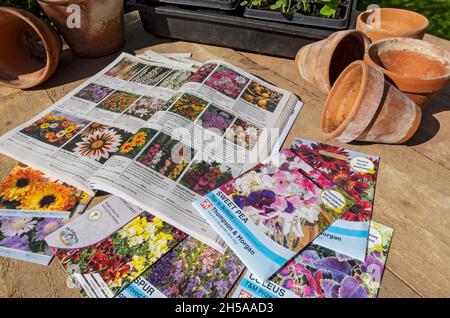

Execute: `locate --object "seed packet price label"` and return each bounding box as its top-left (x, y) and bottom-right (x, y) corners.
top-left (350, 157), bottom-right (375, 174)
top-left (321, 190), bottom-right (346, 213)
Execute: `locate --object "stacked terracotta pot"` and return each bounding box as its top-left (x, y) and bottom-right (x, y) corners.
top-left (296, 8), bottom-right (450, 144)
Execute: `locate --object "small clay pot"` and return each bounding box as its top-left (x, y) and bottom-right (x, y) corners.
top-left (365, 38), bottom-right (450, 108)
top-left (38, 0), bottom-right (124, 58)
top-left (357, 8), bottom-right (429, 42)
top-left (0, 7), bottom-right (62, 89)
top-left (295, 30), bottom-right (370, 94)
top-left (321, 61), bottom-right (422, 144)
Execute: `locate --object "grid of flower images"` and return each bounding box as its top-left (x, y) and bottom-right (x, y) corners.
top-left (272, 222), bottom-right (393, 298)
top-left (136, 132), bottom-right (196, 181)
top-left (20, 111), bottom-right (90, 147)
top-left (74, 83), bottom-right (114, 104)
top-left (96, 90), bottom-right (140, 114)
top-left (219, 149), bottom-right (355, 252)
top-left (205, 65), bottom-right (250, 99)
top-left (56, 213), bottom-right (186, 295)
top-left (63, 123), bottom-right (131, 164)
top-left (241, 81), bottom-right (283, 113)
top-left (141, 237), bottom-right (245, 298)
top-left (291, 140), bottom-right (379, 222)
top-left (104, 58), bottom-right (147, 81)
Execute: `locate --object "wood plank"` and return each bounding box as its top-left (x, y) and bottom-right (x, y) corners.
top-left (378, 269), bottom-right (421, 298)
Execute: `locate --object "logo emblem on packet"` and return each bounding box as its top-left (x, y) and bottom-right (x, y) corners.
top-left (88, 209), bottom-right (102, 221)
top-left (350, 156), bottom-right (376, 174)
top-left (200, 199), bottom-right (213, 210)
top-left (60, 227), bottom-right (79, 247)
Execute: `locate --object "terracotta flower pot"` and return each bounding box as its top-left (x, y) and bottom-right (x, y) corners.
top-left (321, 61), bottom-right (422, 144)
top-left (38, 0), bottom-right (124, 58)
top-left (0, 7), bottom-right (62, 89)
top-left (295, 30), bottom-right (370, 94)
top-left (357, 8), bottom-right (429, 42)
top-left (364, 38), bottom-right (450, 108)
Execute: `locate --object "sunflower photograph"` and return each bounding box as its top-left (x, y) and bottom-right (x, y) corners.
top-left (62, 123), bottom-right (131, 164)
top-left (0, 164), bottom-right (81, 213)
top-left (95, 90), bottom-right (141, 114)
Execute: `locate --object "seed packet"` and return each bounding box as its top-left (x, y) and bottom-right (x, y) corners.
top-left (47, 196), bottom-right (186, 298)
top-left (291, 138), bottom-right (380, 261)
top-left (0, 163), bottom-right (90, 265)
top-left (193, 149), bottom-right (356, 281)
top-left (233, 221), bottom-right (393, 298)
top-left (117, 236), bottom-right (245, 298)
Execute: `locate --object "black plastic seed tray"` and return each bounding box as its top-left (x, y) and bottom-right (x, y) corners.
top-left (129, 0), bottom-right (344, 58)
top-left (146, 0), bottom-right (240, 11)
top-left (244, 0), bottom-right (356, 30)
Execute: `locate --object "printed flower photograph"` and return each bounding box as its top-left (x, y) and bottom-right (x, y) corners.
top-left (123, 96), bottom-right (166, 121)
top-left (130, 65), bottom-right (172, 86)
top-left (168, 93), bottom-right (208, 122)
top-left (291, 140), bottom-right (379, 222)
top-left (62, 123), bottom-right (131, 164)
top-left (272, 222), bottom-right (393, 298)
top-left (220, 149), bottom-right (354, 252)
top-left (141, 237), bottom-right (245, 298)
top-left (55, 213), bottom-right (186, 295)
top-left (136, 133), bottom-right (196, 181)
top-left (0, 164), bottom-right (83, 213)
top-left (158, 70), bottom-right (194, 91)
top-left (117, 128), bottom-right (157, 160)
top-left (0, 216), bottom-right (64, 255)
top-left (179, 161), bottom-right (238, 196)
top-left (187, 63), bottom-right (218, 84)
top-left (204, 65), bottom-right (250, 99)
top-left (96, 91), bottom-right (141, 114)
top-left (104, 58), bottom-right (147, 81)
top-left (241, 81), bottom-right (283, 113)
top-left (74, 83), bottom-right (114, 104)
top-left (197, 105), bottom-right (234, 136)
top-left (20, 111), bottom-right (90, 147)
top-left (225, 118), bottom-right (260, 151)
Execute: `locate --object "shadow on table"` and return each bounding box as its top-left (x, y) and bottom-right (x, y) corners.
top-left (406, 86), bottom-right (449, 146)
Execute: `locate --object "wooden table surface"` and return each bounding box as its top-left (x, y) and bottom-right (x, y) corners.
top-left (0, 12), bottom-right (449, 298)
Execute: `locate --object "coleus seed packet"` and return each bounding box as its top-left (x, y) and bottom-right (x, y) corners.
top-left (232, 221), bottom-right (393, 298)
top-left (46, 196), bottom-right (186, 298)
top-left (0, 163), bottom-right (91, 265)
top-left (117, 236), bottom-right (246, 298)
top-left (193, 149), bottom-right (356, 281)
top-left (291, 138), bottom-right (380, 260)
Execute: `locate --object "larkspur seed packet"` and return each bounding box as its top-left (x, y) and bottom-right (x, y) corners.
top-left (291, 138), bottom-right (380, 261)
top-left (117, 236), bottom-right (245, 298)
top-left (0, 163), bottom-right (91, 265)
top-left (232, 221), bottom-right (393, 298)
top-left (193, 149), bottom-right (356, 281)
top-left (46, 196), bottom-right (186, 298)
